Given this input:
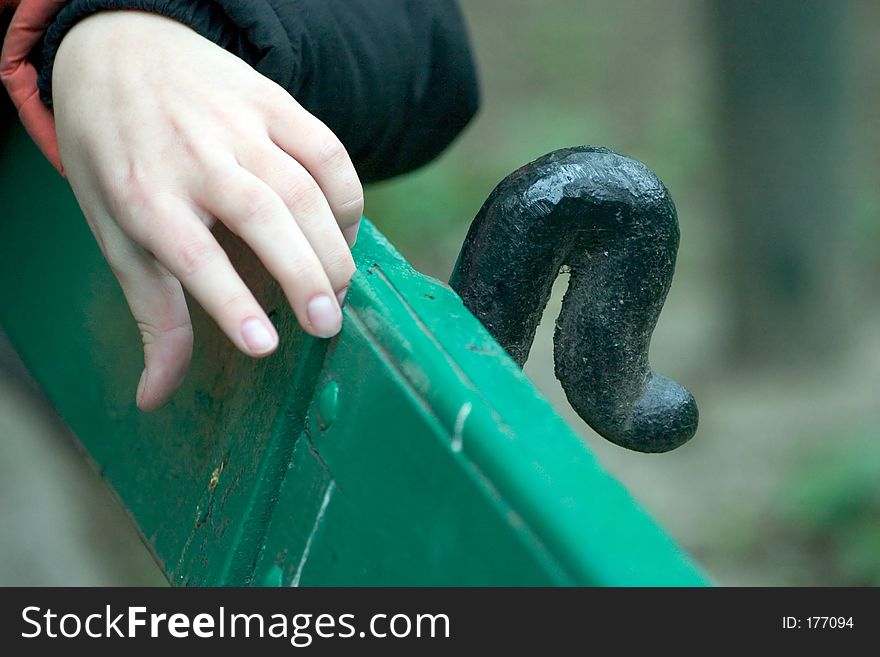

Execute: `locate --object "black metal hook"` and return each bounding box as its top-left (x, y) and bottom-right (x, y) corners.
top-left (450, 146), bottom-right (698, 453)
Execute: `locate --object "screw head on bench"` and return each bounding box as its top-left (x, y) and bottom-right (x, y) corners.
top-left (317, 379), bottom-right (339, 430)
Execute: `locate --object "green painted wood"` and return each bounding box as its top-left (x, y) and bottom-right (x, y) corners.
top-left (0, 124), bottom-right (706, 585)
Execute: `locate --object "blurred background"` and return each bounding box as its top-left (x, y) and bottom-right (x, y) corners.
top-left (2, 0), bottom-right (879, 585)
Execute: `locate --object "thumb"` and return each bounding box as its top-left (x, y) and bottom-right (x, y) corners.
top-left (106, 245), bottom-right (194, 411)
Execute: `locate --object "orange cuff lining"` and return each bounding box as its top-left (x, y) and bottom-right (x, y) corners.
top-left (1, 0), bottom-right (69, 175)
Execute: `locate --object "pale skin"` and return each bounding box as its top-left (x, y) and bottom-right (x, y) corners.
top-left (52, 11), bottom-right (363, 412)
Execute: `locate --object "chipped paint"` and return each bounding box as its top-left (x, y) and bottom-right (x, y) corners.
top-left (451, 402), bottom-right (472, 453)
top-left (291, 481), bottom-right (336, 587)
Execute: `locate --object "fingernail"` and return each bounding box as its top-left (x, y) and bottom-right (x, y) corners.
top-left (136, 368), bottom-right (148, 406)
top-left (343, 224), bottom-right (360, 247)
top-left (307, 295), bottom-right (342, 337)
top-left (336, 286), bottom-right (348, 307)
top-left (241, 318), bottom-right (277, 354)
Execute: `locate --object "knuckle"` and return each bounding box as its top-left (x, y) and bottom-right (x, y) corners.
top-left (120, 183), bottom-right (151, 214)
top-left (278, 259), bottom-right (324, 290)
top-left (114, 170), bottom-right (177, 226)
top-left (114, 161), bottom-right (150, 203)
top-left (262, 84), bottom-right (300, 119)
top-left (323, 248), bottom-right (356, 277)
top-left (278, 174), bottom-right (322, 213)
top-left (235, 185), bottom-right (278, 228)
top-left (174, 238), bottom-right (218, 278)
top-left (262, 77), bottom-right (289, 100)
top-left (220, 291), bottom-right (255, 313)
top-left (189, 140), bottom-right (225, 172)
top-left (316, 138), bottom-right (349, 170)
top-left (137, 318), bottom-right (193, 341)
top-left (109, 193), bottom-right (152, 235)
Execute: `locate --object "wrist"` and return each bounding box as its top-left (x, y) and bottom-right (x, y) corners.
top-left (53, 12), bottom-right (186, 106)
top-left (41, 1), bottom-right (240, 108)
top-left (57, 10), bottom-right (187, 60)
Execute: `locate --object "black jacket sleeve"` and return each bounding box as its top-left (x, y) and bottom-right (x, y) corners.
top-left (36, 0), bottom-right (480, 182)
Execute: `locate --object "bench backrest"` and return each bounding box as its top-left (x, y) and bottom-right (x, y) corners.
top-left (0, 125), bottom-right (705, 585)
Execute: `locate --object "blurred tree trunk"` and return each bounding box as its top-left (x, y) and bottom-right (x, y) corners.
top-left (713, 0), bottom-right (856, 366)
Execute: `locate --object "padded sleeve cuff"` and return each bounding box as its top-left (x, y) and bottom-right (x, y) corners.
top-left (37, 0), bottom-right (300, 107)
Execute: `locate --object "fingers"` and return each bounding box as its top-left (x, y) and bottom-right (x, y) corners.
top-left (100, 235), bottom-right (194, 412)
top-left (52, 27), bottom-right (367, 414)
top-left (266, 107), bottom-right (364, 233)
top-left (133, 196), bottom-right (281, 354)
top-left (237, 142), bottom-right (356, 293)
top-left (195, 164), bottom-right (345, 338)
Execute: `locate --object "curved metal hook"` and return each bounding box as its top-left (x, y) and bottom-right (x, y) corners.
top-left (450, 146), bottom-right (698, 453)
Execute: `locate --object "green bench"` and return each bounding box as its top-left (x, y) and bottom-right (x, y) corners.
top-left (0, 124), bottom-right (705, 585)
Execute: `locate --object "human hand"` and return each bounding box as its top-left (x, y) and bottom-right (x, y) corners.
top-left (52, 10), bottom-right (363, 411)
